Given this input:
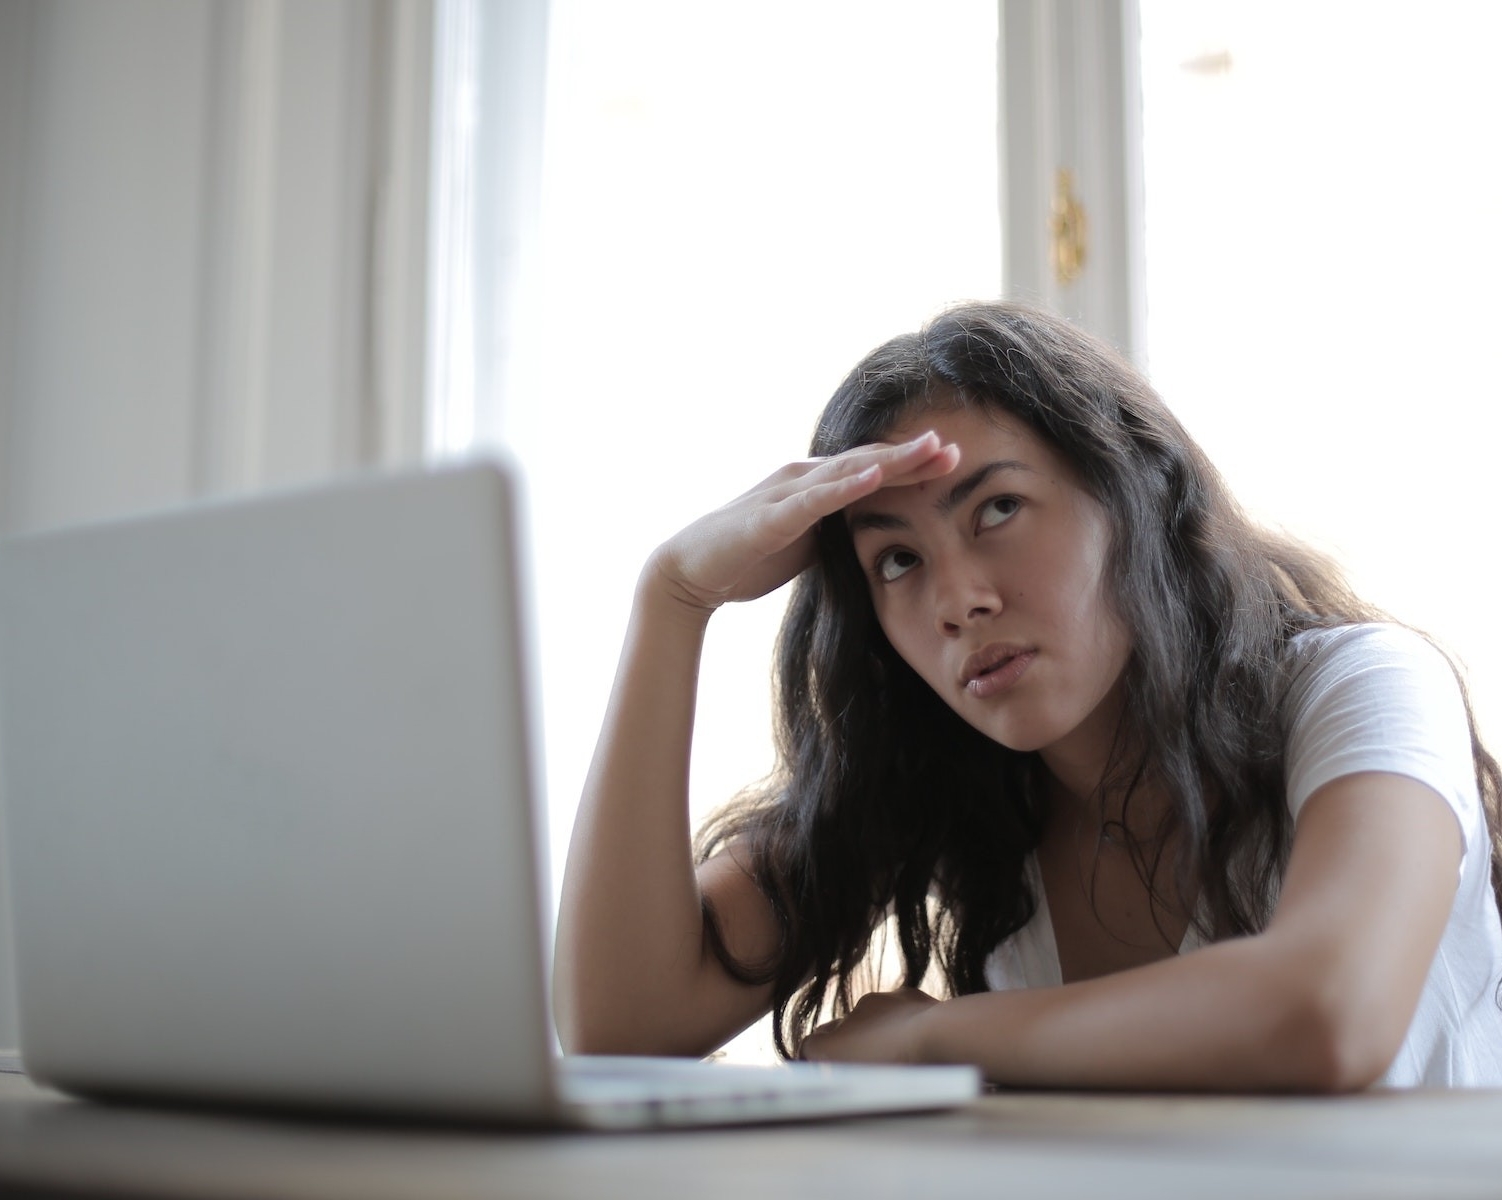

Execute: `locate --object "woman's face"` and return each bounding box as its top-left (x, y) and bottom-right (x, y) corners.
top-left (844, 403), bottom-right (1133, 778)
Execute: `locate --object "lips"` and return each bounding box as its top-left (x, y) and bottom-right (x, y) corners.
top-left (961, 644), bottom-right (1037, 698)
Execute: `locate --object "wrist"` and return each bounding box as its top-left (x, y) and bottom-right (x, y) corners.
top-left (637, 552), bottom-right (718, 633)
top-left (910, 999), bottom-right (947, 1065)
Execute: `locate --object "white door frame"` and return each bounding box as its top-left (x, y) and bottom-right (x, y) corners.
top-left (1000, 0), bottom-right (1146, 364)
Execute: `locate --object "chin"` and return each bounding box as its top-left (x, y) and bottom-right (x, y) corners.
top-left (961, 712), bottom-right (1060, 754)
top-left (989, 730), bottom-right (1055, 754)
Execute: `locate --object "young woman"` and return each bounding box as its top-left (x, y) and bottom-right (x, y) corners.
top-left (553, 301), bottom-right (1502, 1090)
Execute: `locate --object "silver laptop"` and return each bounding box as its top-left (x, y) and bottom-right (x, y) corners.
top-left (0, 457), bottom-right (979, 1127)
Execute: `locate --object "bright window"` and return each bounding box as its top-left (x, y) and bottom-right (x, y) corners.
top-left (513, 4), bottom-right (1000, 877)
top-left (1140, 1), bottom-right (1502, 737)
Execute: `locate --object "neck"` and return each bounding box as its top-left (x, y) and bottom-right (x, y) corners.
top-left (1037, 680), bottom-right (1168, 839)
top-left (1037, 677), bottom-right (1129, 813)
top-left (1042, 765), bottom-right (1170, 841)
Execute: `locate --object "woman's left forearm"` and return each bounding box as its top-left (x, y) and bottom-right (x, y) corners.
top-left (914, 935), bottom-right (1369, 1093)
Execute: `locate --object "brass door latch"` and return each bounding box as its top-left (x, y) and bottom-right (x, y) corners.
top-left (1050, 167), bottom-right (1087, 285)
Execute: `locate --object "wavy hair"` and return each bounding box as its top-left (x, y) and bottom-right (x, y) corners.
top-left (696, 301), bottom-right (1502, 1059)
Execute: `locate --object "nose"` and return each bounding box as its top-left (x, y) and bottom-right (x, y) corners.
top-left (932, 557), bottom-right (1002, 636)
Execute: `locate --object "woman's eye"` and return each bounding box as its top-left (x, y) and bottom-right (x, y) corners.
top-left (876, 549), bottom-right (920, 582)
top-left (978, 496), bottom-right (1020, 531)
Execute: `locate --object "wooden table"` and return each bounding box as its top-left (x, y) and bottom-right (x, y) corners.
top-left (3, 1069), bottom-right (1501, 1199)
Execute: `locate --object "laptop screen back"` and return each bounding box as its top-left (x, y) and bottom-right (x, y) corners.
top-left (0, 459), bottom-right (557, 1118)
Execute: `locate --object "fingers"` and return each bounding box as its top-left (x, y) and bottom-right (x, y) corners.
top-left (798, 988), bottom-right (939, 1064)
top-left (874, 442), bottom-right (963, 492)
top-left (752, 433), bottom-right (957, 546)
top-left (657, 431), bottom-right (961, 611)
top-left (799, 1017), bottom-right (841, 1062)
top-left (805, 431), bottom-right (958, 490)
top-left (771, 465), bottom-right (882, 526)
top-left (760, 432), bottom-right (959, 510)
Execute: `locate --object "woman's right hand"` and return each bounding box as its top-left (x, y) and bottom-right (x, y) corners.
top-left (648, 431), bottom-right (960, 618)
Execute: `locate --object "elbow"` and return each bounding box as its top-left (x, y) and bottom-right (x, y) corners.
top-left (552, 993), bottom-right (627, 1057)
top-left (552, 992), bottom-right (588, 1056)
top-left (1276, 982), bottom-right (1400, 1094)
top-left (551, 971), bottom-right (630, 1057)
top-left (554, 996), bottom-right (657, 1057)
top-left (557, 1022), bottom-right (621, 1058)
top-left (552, 985), bottom-right (578, 1054)
top-left (556, 1014), bottom-right (707, 1060)
top-left (550, 939), bottom-right (639, 1055)
top-left (552, 974), bottom-right (706, 1058)
top-left (551, 958), bottom-right (611, 1056)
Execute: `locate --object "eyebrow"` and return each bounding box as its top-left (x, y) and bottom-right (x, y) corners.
top-left (847, 460), bottom-right (1036, 535)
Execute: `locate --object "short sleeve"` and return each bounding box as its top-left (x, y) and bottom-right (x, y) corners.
top-left (1283, 624), bottom-right (1480, 867)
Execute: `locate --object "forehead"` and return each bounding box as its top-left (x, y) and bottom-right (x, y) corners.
top-left (843, 404), bottom-right (1085, 531)
top-left (875, 404), bottom-right (1072, 484)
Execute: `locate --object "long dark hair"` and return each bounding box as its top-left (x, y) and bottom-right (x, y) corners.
top-left (696, 301), bottom-right (1502, 1059)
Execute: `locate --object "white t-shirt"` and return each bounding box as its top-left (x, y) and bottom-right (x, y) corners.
top-left (983, 623), bottom-right (1502, 1087)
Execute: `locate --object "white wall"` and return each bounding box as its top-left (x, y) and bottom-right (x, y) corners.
top-left (0, 0), bottom-right (35, 538)
top-left (1, 1), bottom-right (211, 533)
top-left (0, 0), bottom-right (433, 1051)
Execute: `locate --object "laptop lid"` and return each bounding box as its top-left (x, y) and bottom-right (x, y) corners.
top-left (0, 457), bottom-right (562, 1120)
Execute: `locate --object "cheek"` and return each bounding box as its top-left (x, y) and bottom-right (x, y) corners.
top-left (1067, 577), bottom-right (1132, 677)
top-left (1040, 540), bottom-right (1130, 672)
top-left (1050, 523), bottom-right (1114, 622)
top-left (873, 600), bottom-right (939, 679)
